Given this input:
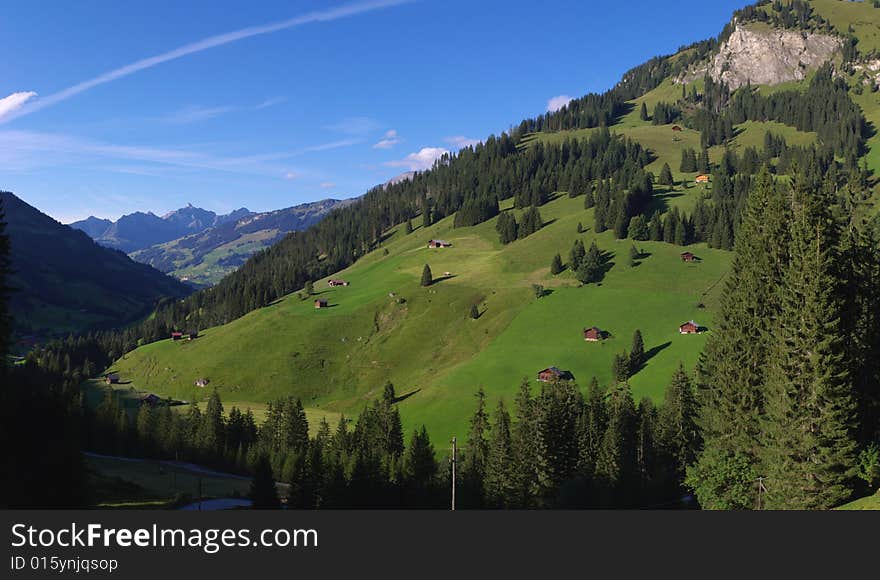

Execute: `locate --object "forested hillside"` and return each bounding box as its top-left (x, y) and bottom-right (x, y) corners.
top-left (2, 192), bottom-right (192, 346)
top-left (9, 0), bottom-right (880, 509)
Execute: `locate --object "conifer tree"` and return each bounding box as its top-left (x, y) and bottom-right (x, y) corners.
top-left (639, 102), bottom-right (648, 121)
top-left (576, 378), bottom-right (606, 479)
top-left (760, 181), bottom-right (858, 509)
top-left (550, 253), bottom-right (564, 275)
top-left (469, 304), bottom-right (480, 319)
top-left (462, 388), bottom-right (490, 502)
top-left (658, 364), bottom-right (699, 481)
top-left (250, 454), bottom-right (281, 508)
top-left (688, 168), bottom-right (791, 509)
top-left (659, 163), bottom-right (674, 186)
top-left (421, 264), bottom-right (433, 287)
top-left (630, 329), bottom-right (645, 372)
top-left (485, 400), bottom-right (517, 507)
top-left (405, 219), bottom-right (413, 234)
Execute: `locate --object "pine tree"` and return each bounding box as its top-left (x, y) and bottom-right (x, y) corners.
top-left (639, 102), bottom-right (649, 121)
top-left (485, 400), bottom-right (517, 507)
top-left (688, 168), bottom-right (791, 509)
top-left (595, 384), bottom-right (637, 502)
top-left (576, 378), bottom-right (606, 479)
top-left (550, 253), bottom-right (564, 275)
top-left (421, 264), bottom-right (433, 287)
top-left (658, 364), bottom-right (699, 482)
top-left (462, 388), bottom-right (490, 503)
top-left (250, 454), bottom-right (281, 508)
top-left (404, 426), bottom-right (437, 490)
top-left (405, 219), bottom-right (413, 234)
top-left (304, 280), bottom-right (314, 296)
top-left (629, 329), bottom-right (645, 372)
top-left (659, 163), bottom-right (674, 186)
top-left (760, 182), bottom-right (858, 510)
top-left (469, 304), bottom-right (480, 319)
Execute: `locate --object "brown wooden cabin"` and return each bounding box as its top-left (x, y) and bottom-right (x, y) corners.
top-left (427, 239), bottom-right (452, 248)
top-left (679, 321), bottom-right (701, 334)
top-left (328, 279), bottom-right (350, 287)
top-left (105, 373), bottom-right (120, 385)
top-left (583, 327), bottom-right (605, 342)
top-left (695, 174), bottom-right (710, 184)
top-left (315, 299), bottom-right (329, 309)
top-left (680, 251), bottom-right (697, 262)
top-left (171, 332), bottom-right (183, 341)
top-left (139, 393), bottom-right (161, 407)
top-left (537, 366), bottom-right (574, 382)
top-left (671, 125), bottom-right (683, 132)
top-left (188, 331), bottom-right (199, 340)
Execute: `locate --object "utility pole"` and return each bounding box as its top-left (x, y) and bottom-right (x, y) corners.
top-left (756, 476), bottom-right (767, 510)
top-left (451, 436), bottom-right (456, 511)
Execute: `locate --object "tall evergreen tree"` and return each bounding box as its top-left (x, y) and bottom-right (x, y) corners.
top-left (250, 454), bottom-right (281, 508)
top-left (759, 181), bottom-right (858, 509)
top-left (688, 168), bottom-right (790, 509)
top-left (421, 264), bottom-right (433, 287)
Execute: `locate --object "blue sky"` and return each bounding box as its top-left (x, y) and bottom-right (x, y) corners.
top-left (0, 0), bottom-right (748, 223)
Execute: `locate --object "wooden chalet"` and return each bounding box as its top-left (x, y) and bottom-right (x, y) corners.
top-left (680, 251), bottom-right (697, 262)
top-left (188, 331), bottom-right (199, 340)
top-left (171, 332), bottom-right (183, 341)
top-left (695, 174), bottom-right (710, 184)
top-left (537, 366), bottom-right (574, 382)
top-left (679, 321), bottom-right (701, 335)
top-left (315, 299), bottom-right (329, 309)
top-left (105, 373), bottom-right (120, 385)
top-left (195, 378), bottom-right (210, 388)
top-left (583, 326), bottom-right (605, 342)
top-left (328, 279), bottom-right (350, 287)
top-left (139, 393), bottom-right (162, 406)
top-left (427, 239), bottom-right (452, 248)
top-left (671, 125), bottom-right (683, 132)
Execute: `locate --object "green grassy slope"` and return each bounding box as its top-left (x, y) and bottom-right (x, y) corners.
top-left (836, 491), bottom-right (880, 510)
top-left (112, 192), bottom-right (731, 440)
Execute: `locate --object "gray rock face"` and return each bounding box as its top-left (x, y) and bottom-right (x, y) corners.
top-left (680, 24), bottom-right (841, 90)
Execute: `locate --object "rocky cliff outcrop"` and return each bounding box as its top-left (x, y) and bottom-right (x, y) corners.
top-left (679, 23), bottom-right (841, 90)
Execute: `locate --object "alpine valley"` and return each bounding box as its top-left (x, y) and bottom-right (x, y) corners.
top-left (4, 0), bottom-right (880, 511)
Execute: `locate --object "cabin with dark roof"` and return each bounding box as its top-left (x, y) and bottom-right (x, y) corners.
top-left (139, 393), bottom-right (162, 407)
top-left (105, 373), bottom-right (120, 385)
top-left (315, 299), bottom-right (329, 309)
top-left (427, 239), bottom-right (452, 248)
top-left (171, 332), bottom-right (183, 341)
top-left (680, 251), bottom-right (697, 262)
top-left (671, 125), bottom-right (683, 132)
top-left (583, 327), bottom-right (605, 342)
top-left (695, 174), bottom-right (710, 184)
top-left (328, 279), bottom-right (350, 287)
top-left (537, 366), bottom-right (575, 382)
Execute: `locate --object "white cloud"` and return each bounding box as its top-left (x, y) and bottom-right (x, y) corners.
top-left (256, 96), bottom-right (286, 109)
top-left (0, 129), bottom-right (305, 177)
top-left (373, 129), bottom-right (400, 149)
top-left (0, 0), bottom-right (412, 125)
top-left (162, 105), bottom-right (235, 124)
top-left (0, 92), bottom-right (38, 121)
top-left (547, 94), bottom-right (574, 112)
top-left (385, 147), bottom-right (449, 171)
top-left (444, 135), bottom-right (480, 149)
top-left (284, 171), bottom-right (300, 180)
top-left (303, 138), bottom-right (364, 152)
top-left (320, 182), bottom-right (336, 189)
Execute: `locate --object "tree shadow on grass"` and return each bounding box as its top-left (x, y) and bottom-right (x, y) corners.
top-left (392, 389), bottom-right (421, 404)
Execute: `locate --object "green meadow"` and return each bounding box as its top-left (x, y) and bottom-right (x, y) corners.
top-left (111, 191), bottom-right (732, 441)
